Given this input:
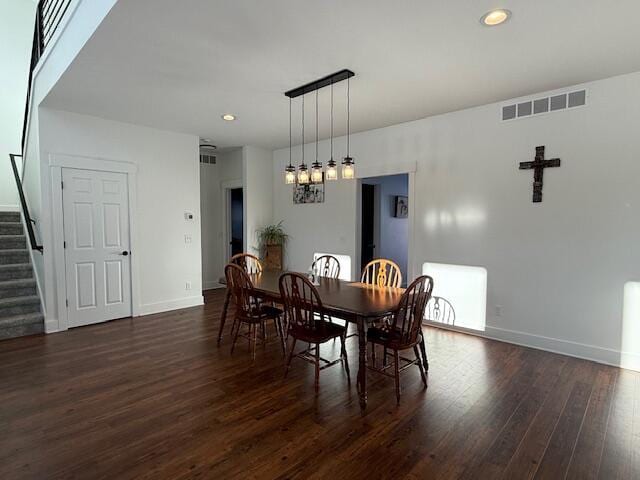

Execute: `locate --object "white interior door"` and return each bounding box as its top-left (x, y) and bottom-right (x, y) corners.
top-left (62, 168), bottom-right (132, 327)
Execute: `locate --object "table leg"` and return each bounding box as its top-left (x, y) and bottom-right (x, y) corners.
top-left (217, 288), bottom-right (231, 345)
top-left (356, 316), bottom-right (368, 409)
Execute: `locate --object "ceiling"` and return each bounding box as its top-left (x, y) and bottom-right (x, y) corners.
top-left (43, 0), bottom-right (640, 149)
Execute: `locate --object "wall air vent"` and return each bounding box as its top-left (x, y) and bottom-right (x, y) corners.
top-left (502, 89), bottom-right (587, 121)
top-left (200, 154), bottom-right (216, 164)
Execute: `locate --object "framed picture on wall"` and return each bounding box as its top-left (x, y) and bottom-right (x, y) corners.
top-left (293, 183), bottom-right (324, 204)
top-left (394, 195), bottom-right (408, 218)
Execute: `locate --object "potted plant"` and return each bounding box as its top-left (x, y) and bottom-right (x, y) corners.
top-left (256, 221), bottom-right (288, 269)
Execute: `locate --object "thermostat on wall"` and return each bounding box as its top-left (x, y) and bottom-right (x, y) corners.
top-left (184, 212), bottom-right (194, 220)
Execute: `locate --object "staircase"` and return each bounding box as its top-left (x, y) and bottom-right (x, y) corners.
top-left (0, 211), bottom-right (44, 340)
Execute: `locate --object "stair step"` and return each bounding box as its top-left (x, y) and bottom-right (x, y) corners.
top-left (0, 222), bottom-right (23, 235)
top-left (0, 264), bottom-right (33, 281)
top-left (0, 312), bottom-right (44, 340)
top-left (0, 278), bottom-right (37, 299)
top-left (0, 235), bottom-right (27, 250)
top-left (0, 295), bottom-right (40, 317)
top-left (0, 212), bottom-right (20, 223)
top-left (0, 249), bottom-right (29, 265)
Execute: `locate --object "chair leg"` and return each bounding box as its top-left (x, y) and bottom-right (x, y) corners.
top-left (340, 334), bottom-right (350, 380)
top-left (314, 343), bottom-right (320, 393)
top-left (371, 342), bottom-right (377, 367)
top-left (419, 336), bottom-right (429, 372)
top-left (276, 317), bottom-right (286, 356)
top-left (394, 350), bottom-right (401, 404)
top-left (284, 337), bottom-right (296, 378)
top-left (414, 345), bottom-right (428, 388)
top-left (260, 320), bottom-right (267, 348)
top-left (383, 347), bottom-right (388, 367)
top-left (230, 318), bottom-right (241, 354)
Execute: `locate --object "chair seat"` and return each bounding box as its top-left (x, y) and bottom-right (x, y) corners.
top-left (290, 320), bottom-right (346, 343)
top-left (367, 325), bottom-right (422, 350)
top-left (242, 304), bottom-right (283, 323)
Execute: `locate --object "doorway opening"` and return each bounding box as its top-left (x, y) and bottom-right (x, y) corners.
top-left (359, 174), bottom-right (409, 285)
top-left (228, 187), bottom-right (244, 259)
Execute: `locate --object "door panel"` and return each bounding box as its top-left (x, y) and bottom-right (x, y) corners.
top-left (63, 168), bottom-right (132, 327)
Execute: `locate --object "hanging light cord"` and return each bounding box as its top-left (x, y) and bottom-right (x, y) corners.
top-left (301, 94), bottom-right (305, 166)
top-left (315, 88), bottom-right (319, 162)
top-left (347, 76), bottom-right (350, 157)
top-left (330, 79), bottom-right (334, 160)
top-left (289, 98), bottom-right (292, 168)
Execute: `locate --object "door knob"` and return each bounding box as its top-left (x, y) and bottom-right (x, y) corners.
top-left (121, 251), bottom-right (129, 256)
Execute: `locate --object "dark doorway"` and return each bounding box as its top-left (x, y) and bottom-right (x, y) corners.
top-left (361, 183), bottom-right (376, 268)
top-left (230, 188), bottom-right (243, 257)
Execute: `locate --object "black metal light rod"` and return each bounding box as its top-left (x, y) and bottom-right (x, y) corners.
top-left (284, 69), bottom-right (355, 98)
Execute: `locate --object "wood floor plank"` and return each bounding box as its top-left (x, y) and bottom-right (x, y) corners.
top-left (0, 289), bottom-right (637, 480)
top-left (565, 366), bottom-right (618, 480)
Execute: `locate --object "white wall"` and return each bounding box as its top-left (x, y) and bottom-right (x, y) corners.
top-left (243, 146), bottom-right (273, 255)
top-left (274, 71), bottom-right (640, 371)
top-left (38, 109), bottom-right (202, 331)
top-left (200, 148), bottom-right (243, 289)
top-left (0, 0), bottom-right (35, 208)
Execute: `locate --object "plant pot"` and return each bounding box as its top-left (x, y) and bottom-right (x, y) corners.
top-left (264, 244), bottom-right (283, 270)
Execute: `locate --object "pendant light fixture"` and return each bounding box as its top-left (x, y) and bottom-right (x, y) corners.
top-left (326, 78), bottom-right (338, 181)
top-left (311, 89), bottom-right (323, 184)
top-left (285, 97), bottom-right (296, 184)
top-left (284, 69), bottom-right (354, 185)
top-left (341, 76), bottom-right (355, 179)
top-left (297, 94), bottom-right (309, 185)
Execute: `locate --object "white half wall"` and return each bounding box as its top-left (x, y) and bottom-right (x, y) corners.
top-left (38, 109), bottom-right (202, 331)
top-left (273, 71), bottom-right (640, 370)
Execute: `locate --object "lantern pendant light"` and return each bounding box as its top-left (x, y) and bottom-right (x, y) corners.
top-left (285, 97), bottom-right (296, 184)
top-left (341, 76), bottom-right (355, 179)
top-left (310, 89), bottom-right (323, 184)
top-left (326, 78), bottom-right (338, 181)
top-left (297, 94), bottom-right (310, 185)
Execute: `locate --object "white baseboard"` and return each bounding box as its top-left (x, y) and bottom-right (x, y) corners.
top-left (138, 295), bottom-right (204, 316)
top-left (0, 205), bottom-right (19, 212)
top-left (203, 280), bottom-right (224, 290)
top-left (482, 325), bottom-right (639, 372)
top-left (423, 320), bottom-right (639, 372)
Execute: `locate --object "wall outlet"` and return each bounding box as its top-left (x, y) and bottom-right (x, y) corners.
top-left (495, 305), bottom-right (503, 317)
top-left (185, 281), bottom-right (192, 291)
top-left (184, 235), bottom-right (192, 244)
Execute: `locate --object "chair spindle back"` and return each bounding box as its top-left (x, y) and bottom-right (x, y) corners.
top-left (311, 255), bottom-right (341, 279)
top-left (230, 253), bottom-right (263, 274)
top-left (361, 259), bottom-right (402, 288)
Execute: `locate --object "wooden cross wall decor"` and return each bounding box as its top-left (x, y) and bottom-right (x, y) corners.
top-left (519, 146), bottom-right (561, 203)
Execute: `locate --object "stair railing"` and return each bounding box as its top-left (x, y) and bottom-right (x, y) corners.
top-left (9, 1), bottom-right (71, 254)
top-left (9, 154), bottom-right (43, 253)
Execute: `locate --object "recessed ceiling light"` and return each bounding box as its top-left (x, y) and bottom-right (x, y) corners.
top-left (480, 9), bottom-right (511, 26)
top-left (221, 114), bottom-right (236, 121)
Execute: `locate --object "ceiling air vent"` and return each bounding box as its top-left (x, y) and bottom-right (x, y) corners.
top-left (200, 154), bottom-right (216, 164)
top-left (502, 89), bottom-right (587, 121)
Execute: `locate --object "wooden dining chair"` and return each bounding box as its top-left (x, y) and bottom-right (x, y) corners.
top-left (225, 264), bottom-right (286, 360)
top-left (230, 253), bottom-right (263, 274)
top-left (424, 296), bottom-right (456, 326)
top-left (279, 272), bottom-right (350, 392)
top-left (310, 255), bottom-right (341, 279)
top-left (367, 275), bottom-right (434, 403)
top-left (361, 259), bottom-right (402, 288)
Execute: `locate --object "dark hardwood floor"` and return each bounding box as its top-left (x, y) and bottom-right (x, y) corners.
top-left (1, 289), bottom-right (638, 479)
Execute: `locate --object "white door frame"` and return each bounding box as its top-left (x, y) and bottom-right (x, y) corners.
top-left (50, 153), bottom-right (139, 331)
top-left (354, 160), bottom-right (417, 282)
top-left (220, 179), bottom-right (243, 267)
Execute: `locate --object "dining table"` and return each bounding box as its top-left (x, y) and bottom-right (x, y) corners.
top-left (217, 269), bottom-right (428, 409)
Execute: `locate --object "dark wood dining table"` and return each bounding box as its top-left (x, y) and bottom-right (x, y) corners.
top-left (217, 269), bottom-right (428, 408)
